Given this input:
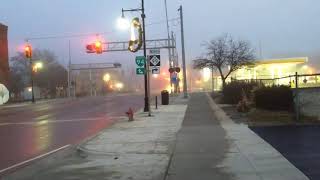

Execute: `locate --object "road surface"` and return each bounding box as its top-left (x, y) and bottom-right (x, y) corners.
top-left (0, 93), bottom-right (143, 174)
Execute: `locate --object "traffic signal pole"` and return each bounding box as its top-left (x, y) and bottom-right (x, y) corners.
top-left (25, 43), bottom-right (35, 103)
top-left (30, 58), bottom-right (35, 103)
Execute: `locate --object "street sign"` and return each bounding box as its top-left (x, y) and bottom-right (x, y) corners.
top-left (151, 67), bottom-right (160, 74)
top-left (149, 49), bottom-right (160, 55)
top-left (149, 55), bottom-right (161, 66)
top-left (135, 56), bottom-right (146, 67)
top-left (136, 68), bottom-right (145, 75)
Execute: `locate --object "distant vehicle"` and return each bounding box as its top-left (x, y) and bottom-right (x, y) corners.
top-left (0, 83), bottom-right (9, 105)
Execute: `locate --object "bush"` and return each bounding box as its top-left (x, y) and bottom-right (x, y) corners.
top-left (222, 81), bottom-right (260, 104)
top-left (254, 85), bottom-right (293, 111)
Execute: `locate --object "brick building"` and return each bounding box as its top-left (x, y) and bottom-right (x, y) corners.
top-left (0, 23), bottom-right (9, 87)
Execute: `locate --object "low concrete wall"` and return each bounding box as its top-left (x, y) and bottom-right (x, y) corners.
top-left (296, 87), bottom-right (320, 120)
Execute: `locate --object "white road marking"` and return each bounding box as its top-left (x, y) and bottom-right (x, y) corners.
top-left (0, 116), bottom-right (119, 126)
top-left (0, 144), bottom-right (71, 174)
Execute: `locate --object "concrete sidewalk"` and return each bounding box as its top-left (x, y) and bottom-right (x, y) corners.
top-left (166, 93), bottom-right (308, 180)
top-left (19, 96), bottom-right (188, 180)
top-left (7, 93), bottom-right (309, 180)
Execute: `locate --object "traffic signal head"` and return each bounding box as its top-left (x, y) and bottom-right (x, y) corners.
top-left (85, 40), bottom-right (104, 54)
top-left (95, 40), bottom-right (102, 54)
top-left (86, 44), bottom-right (94, 53)
top-left (24, 45), bottom-right (32, 59)
top-left (175, 67), bottom-right (181, 73)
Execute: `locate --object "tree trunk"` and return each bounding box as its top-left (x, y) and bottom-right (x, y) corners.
top-left (217, 67), bottom-right (226, 89)
top-left (221, 78), bottom-right (227, 89)
top-left (211, 66), bottom-right (214, 92)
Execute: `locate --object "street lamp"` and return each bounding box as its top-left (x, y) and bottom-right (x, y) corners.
top-left (121, 0), bottom-right (150, 115)
top-left (33, 62), bottom-right (43, 73)
top-left (103, 73), bottom-right (111, 83)
top-left (117, 13), bottom-right (130, 31)
top-left (115, 82), bottom-right (124, 91)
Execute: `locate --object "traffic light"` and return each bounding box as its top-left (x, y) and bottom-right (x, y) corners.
top-left (86, 41), bottom-right (103, 54)
top-left (24, 44), bottom-right (32, 59)
top-left (95, 40), bottom-right (102, 54)
top-left (175, 67), bottom-right (181, 73)
top-left (86, 44), bottom-right (95, 53)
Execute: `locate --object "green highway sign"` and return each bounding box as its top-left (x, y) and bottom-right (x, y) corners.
top-left (135, 56), bottom-right (146, 67)
top-left (136, 68), bottom-right (145, 75)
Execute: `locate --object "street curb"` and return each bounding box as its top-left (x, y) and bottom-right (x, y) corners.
top-left (0, 95), bottom-right (180, 179)
top-left (0, 114), bottom-right (128, 180)
top-left (1, 145), bottom-right (75, 180)
top-left (205, 93), bottom-right (310, 180)
top-left (205, 93), bottom-right (233, 123)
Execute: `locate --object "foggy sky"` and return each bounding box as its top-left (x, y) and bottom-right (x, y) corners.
top-left (1, 0), bottom-right (320, 68)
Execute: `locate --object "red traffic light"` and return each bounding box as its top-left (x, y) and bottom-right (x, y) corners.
top-left (24, 44), bottom-right (32, 59)
top-left (86, 44), bottom-right (95, 53)
top-left (86, 41), bottom-right (104, 54)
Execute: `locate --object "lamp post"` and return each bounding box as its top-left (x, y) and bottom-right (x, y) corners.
top-left (121, 0), bottom-right (151, 115)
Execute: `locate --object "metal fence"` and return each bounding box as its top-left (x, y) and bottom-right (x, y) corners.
top-left (232, 73), bottom-right (320, 89)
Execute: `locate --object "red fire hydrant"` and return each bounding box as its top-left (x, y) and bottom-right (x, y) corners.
top-left (126, 108), bottom-right (134, 122)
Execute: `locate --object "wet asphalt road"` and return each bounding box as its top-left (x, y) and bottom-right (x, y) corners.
top-left (251, 125), bottom-right (320, 180)
top-left (0, 94), bottom-right (143, 173)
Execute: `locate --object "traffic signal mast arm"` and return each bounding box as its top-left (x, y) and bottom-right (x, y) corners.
top-left (86, 38), bottom-right (175, 54)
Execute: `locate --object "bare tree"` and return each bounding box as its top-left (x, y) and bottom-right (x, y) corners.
top-left (9, 49), bottom-right (67, 98)
top-left (193, 34), bottom-right (255, 88)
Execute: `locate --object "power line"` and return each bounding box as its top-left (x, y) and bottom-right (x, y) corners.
top-left (26, 31), bottom-right (114, 41)
top-left (25, 18), bottom-right (180, 41)
top-left (146, 17), bottom-right (179, 27)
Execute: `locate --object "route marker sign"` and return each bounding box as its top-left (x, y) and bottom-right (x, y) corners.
top-left (135, 56), bottom-right (146, 67)
top-left (151, 67), bottom-right (160, 74)
top-left (149, 55), bottom-right (161, 67)
top-left (136, 68), bottom-right (145, 75)
top-left (135, 56), bottom-right (146, 75)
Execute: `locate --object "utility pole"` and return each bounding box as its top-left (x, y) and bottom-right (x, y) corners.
top-left (68, 40), bottom-right (71, 98)
top-left (164, 0), bottom-right (173, 94)
top-left (178, 5), bottom-right (188, 98)
top-left (164, 0), bottom-right (172, 67)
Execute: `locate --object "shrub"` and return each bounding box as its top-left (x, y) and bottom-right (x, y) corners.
top-left (254, 85), bottom-right (293, 111)
top-left (222, 81), bottom-right (260, 104)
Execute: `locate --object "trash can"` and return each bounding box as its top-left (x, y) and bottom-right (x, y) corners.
top-left (161, 90), bottom-right (169, 105)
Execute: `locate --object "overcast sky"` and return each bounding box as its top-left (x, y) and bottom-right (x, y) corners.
top-left (1, 0), bottom-right (320, 68)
